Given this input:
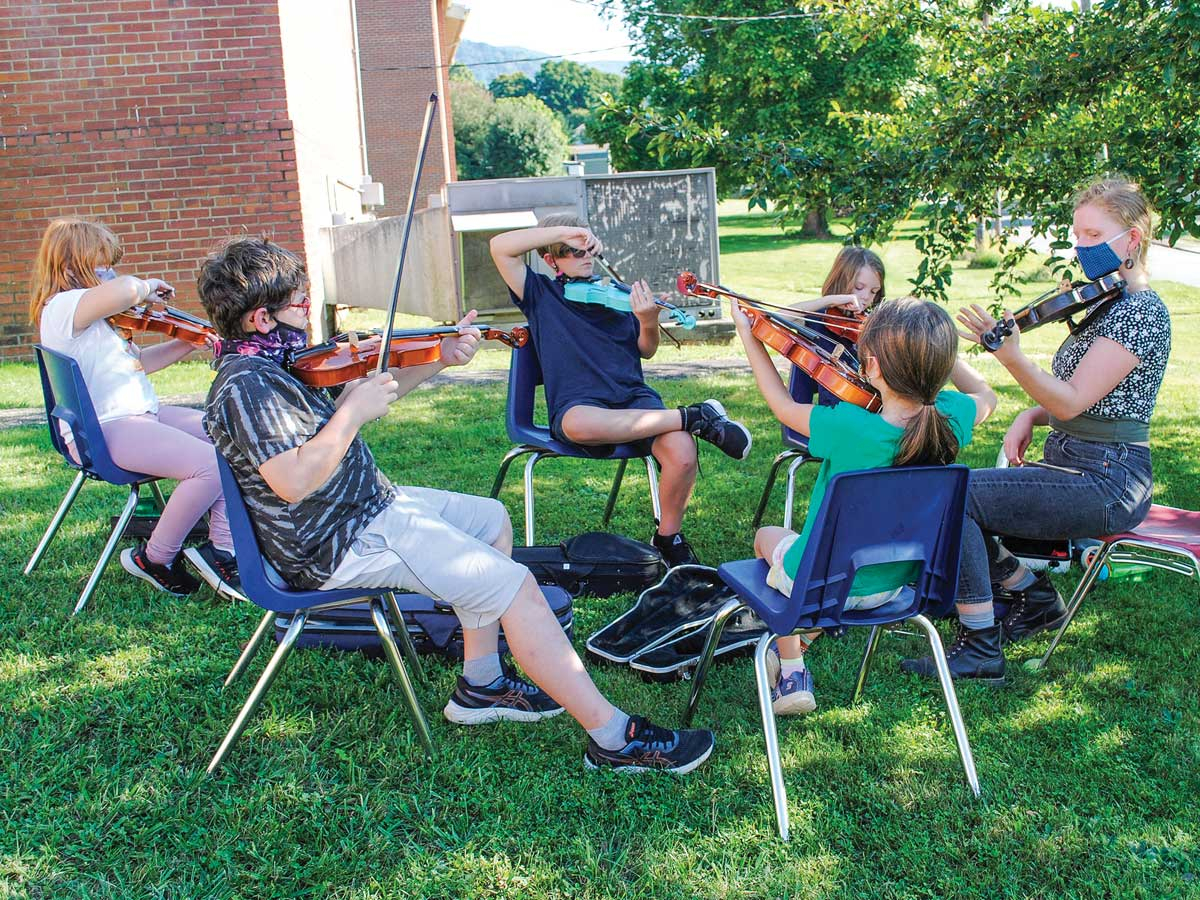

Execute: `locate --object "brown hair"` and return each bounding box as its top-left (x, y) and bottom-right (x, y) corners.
top-left (196, 237), bottom-right (307, 340)
top-left (1073, 175), bottom-right (1155, 268)
top-left (858, 297), bottom-right (959, 467)
top-left (29, 218), bottom-right (124, 324)
top-left (536, 212), bottom-right (589, 258)
top-left (822, 246), bottom-right (885, 307)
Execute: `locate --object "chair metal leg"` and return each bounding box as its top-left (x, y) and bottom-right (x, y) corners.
top-left (851, 625), bottom-right (884, 704)
top-left (753, 631), bottom-right (790, 841)
top-left (682, 598), bottom-right (747, 725)
top-left (490, 446), bottom-right (535, 499)
top-left (781, 455), bottom-right (809, 531)
top-left (644, 456), bottom-right (661, 523)
top-left (25, 470), bottom-right (87, 575)
top-left (909, 614), bottom-right (980, 798)
top-left (1031, 540), bottom-right (1115, 671)
top-left (369, 599), bottom-right (435, 760)
top-left (752, 451), bottom-right (796, 531)
top-left (207, 610), bottom-right (309, 774)
top-left (148, 480), bottom-right (167, 511)
top-left (521, 451), bottom-right (550, 547)
top-left (224, 609), bottom-right (276, 688)
top-left (601, 458), bottom-right (629, 527)
top-left (72, 486), bottom-right (140, 615)
top-left (384, 591), bottom-right (425, 683)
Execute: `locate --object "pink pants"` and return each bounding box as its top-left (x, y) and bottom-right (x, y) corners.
top-left (92, 406), bottom-right (231, 564)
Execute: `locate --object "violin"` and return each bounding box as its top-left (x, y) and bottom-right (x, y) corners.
top-left (980, 273), bottom-right (1126, 351)
top-left (108, 298), bottom-right (217, 349)
top-left (825, 305), bottom-right (868, 342)
top-left (288, 324), bottom-right (527, 388)
top-left (677, 272), bottom-right (882, 412)
top-left (562, 275), bottom-right (697, 329)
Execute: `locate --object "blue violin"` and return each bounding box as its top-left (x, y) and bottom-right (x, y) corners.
top-left (561, 255), bottom-right (696, 330)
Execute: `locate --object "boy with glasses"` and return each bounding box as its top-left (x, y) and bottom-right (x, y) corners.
top-left (490, 214), bottom-right (752, 567)
top-left (197, 236), bottom-right (715, 773)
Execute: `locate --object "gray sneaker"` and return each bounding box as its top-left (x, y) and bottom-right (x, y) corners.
top-left (685, 399), bottom-right (752, 460)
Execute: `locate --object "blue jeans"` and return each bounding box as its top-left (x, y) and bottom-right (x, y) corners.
top-left (958, 431), bottom-right (1154, 604)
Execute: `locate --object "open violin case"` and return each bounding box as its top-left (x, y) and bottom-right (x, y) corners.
top-left (273, 586), bottom-right (574, 660)
top-left (586, 565), bottom-right (769, 682)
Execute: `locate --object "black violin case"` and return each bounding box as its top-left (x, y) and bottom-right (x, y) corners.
top-left (273, 586), bottom-right (574, 660)
top-left (510, 531), bottom-right (667, 598)
top-left (586, 565), bottom-right (768, 681)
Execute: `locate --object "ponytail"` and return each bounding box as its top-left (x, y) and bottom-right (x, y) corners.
top-left (857, 297), bottom-right (961, 467)
top-left (894, 403), bottom-right (959, 467)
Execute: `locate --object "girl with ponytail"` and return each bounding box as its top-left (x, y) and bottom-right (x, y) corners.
top-left (733, 297), bottom-right (996, 715)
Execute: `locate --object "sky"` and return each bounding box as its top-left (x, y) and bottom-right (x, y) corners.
top-left (458, 0), bottom-right (634, 61)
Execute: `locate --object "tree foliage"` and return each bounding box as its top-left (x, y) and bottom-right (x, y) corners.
top-left (452, 78), bottom-right (570, 180)
top-left (597, 0), bottom-right (1200, 300)
top-left (489, 71), bottom-right (534, 99)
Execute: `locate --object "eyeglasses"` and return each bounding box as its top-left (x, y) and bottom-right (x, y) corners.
top-left (558, 247), bottom-right (591, 259)
top-left (288, 294), bottom-right (311, 313)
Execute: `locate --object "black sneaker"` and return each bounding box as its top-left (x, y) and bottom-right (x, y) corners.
top-left (584, 714), bottom-right (714, 774)
top-left (652, 531), bottom-right (701, 567)
top-left (443, 663), bottom-right (565, 725)
top-left (184, 541), bottom-right (246, 602)
top-left (899, 623), bottom-right (1006, 685)
top-left (120, 541), bottom-right (201, 597)
top-left (683, 399), bottom-right (752, 460)
top-left (1000, 573), bottom-right (1069, 644)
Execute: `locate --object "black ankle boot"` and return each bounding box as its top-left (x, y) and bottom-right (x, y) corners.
top-left (900, 623), bottom-right (1006, 685)
top-left (1001, 573), bottom-right (1068, 644)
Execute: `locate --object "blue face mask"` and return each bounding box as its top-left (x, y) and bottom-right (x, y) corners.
top-left (94, 266), bottom-right (118, 282)
top-left (1075, 229), bottom-right (1130, 280)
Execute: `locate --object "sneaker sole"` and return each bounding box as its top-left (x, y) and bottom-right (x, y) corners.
top-left (120, 548), bottom-right (193, 597)
top-left (899, 661), bottom-right (1007, 686)
top-left (182, 547), bottom-right (248, 603)
top-left (701, 399), bottom-right (753, 460)
top-left (442, 699), bottom-right (565, 725)
top-left (772, 691), bottom-right (817, 716)
top-left (582, 740), bottom-right (714, 775)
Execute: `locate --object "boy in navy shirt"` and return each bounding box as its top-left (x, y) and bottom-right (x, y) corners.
top-left (491, 214), bottom-right (751, 566)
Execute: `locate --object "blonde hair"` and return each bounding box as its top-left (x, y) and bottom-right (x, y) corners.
top-left (537, 212), bottom-right (588, 258)
top-left (822, 246), bottom-right (886, 307)
top-left (1073, 175), bottom-right (1155, 268)
top-left (29, 218), bottom-right (124, 324)
top-left (858, 297), bottom-right (960, 467)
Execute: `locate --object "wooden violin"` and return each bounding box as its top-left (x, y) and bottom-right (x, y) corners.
top-left (677, 272), bottom-right (882, 412)
top-left (980, 273), bottom-right (1126, 351)
top-left (825, 305), bottom-right (868, 342)
top-left (288, 324), bottom-right (527, 388)
top-left (562, 275), bottom-right (697, 329)
top-left (108, 298), bottom-right (217, 349)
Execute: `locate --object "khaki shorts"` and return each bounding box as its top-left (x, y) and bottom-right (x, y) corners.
top-left (321, 486), bottom-right (528, 630)
top-left (766, 531), bottom-right (901, 611)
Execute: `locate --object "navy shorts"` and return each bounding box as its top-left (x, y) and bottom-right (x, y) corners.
top-left (550, 386), bottom-right (666, 459)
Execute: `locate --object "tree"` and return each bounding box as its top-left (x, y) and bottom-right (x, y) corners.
top-left (489, 72), bottom-right (534, 99)
top-left (450, 80), bottom-right (495, 180)
top-left (482, 95), bottom-right (571, 179)
top-left (534, 59), bottom-right (595, 122)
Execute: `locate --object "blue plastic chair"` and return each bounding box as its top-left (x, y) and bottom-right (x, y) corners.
top-left (208, 454), bottom-right (434, 773)
top-left (751, 366), bottom-right (821, 530)
top-left (489, 334), bottom-right (661, 545)
top-left (24, 345), bottom-right (168, 615)
top-left (683, 466), bottom-right (977, 840)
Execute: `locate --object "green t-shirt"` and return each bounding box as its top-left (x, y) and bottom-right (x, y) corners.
top-left (781, 390), bottom-right (977, 596)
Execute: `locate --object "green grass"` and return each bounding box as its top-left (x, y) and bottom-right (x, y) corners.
top-left (2, 207), bottom-right (1199, 898)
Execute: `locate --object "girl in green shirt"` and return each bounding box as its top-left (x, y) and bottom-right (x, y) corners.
top-left (734, 297), bottom-right (996, 715)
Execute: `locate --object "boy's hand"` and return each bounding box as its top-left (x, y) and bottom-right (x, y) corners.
top-left (440, 310), bottom-right (482, 367)
top-left (341, 371), bottom-right (400, 426)
top-left (629, 279), bottom-right (660, 325)
top-left (558, 227), bottom-right (603, 257)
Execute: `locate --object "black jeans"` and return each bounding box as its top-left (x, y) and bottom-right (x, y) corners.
top-left (958, 431), bottom-right (1154, 605)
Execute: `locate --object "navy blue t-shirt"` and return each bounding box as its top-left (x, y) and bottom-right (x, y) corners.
top-left (509, 266), bottom-right (662, 428)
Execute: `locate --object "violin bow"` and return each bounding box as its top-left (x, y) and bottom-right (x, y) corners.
top-left (377, 92), bottom-right (439, 376)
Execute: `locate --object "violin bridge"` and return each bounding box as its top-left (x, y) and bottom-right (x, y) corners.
top-left (347, 330), bottom-right (360, 350)
top-left (831, 344), bottom-right (845, 361)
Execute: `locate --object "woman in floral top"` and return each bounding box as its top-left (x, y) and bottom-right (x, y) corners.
top-left (902, 176), bottom-right (1171, 683)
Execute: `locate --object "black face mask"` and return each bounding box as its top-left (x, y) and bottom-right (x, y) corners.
top-left (221, 321), bottom-right (309, 365)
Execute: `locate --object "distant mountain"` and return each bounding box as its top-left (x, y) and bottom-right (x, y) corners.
top-left (454, 40), bottom-right (628, 84)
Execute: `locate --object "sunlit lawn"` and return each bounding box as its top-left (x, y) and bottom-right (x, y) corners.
top-left (1, 205), bottom-right (1197, 898)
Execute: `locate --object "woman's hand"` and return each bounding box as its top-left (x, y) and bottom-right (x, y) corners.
top-left (957, 303), bottom-right (1020, 362)
top-left (1002, 409), bottom-right (1037, 465)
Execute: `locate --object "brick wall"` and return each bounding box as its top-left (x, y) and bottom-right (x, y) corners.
top-left (356, 0), bottom-right (455, 220)
top-left (0, 0), bottom-right (304, 359)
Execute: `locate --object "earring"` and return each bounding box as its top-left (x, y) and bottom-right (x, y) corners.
top-left (1124, 257), bottom-right (1135, 270)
